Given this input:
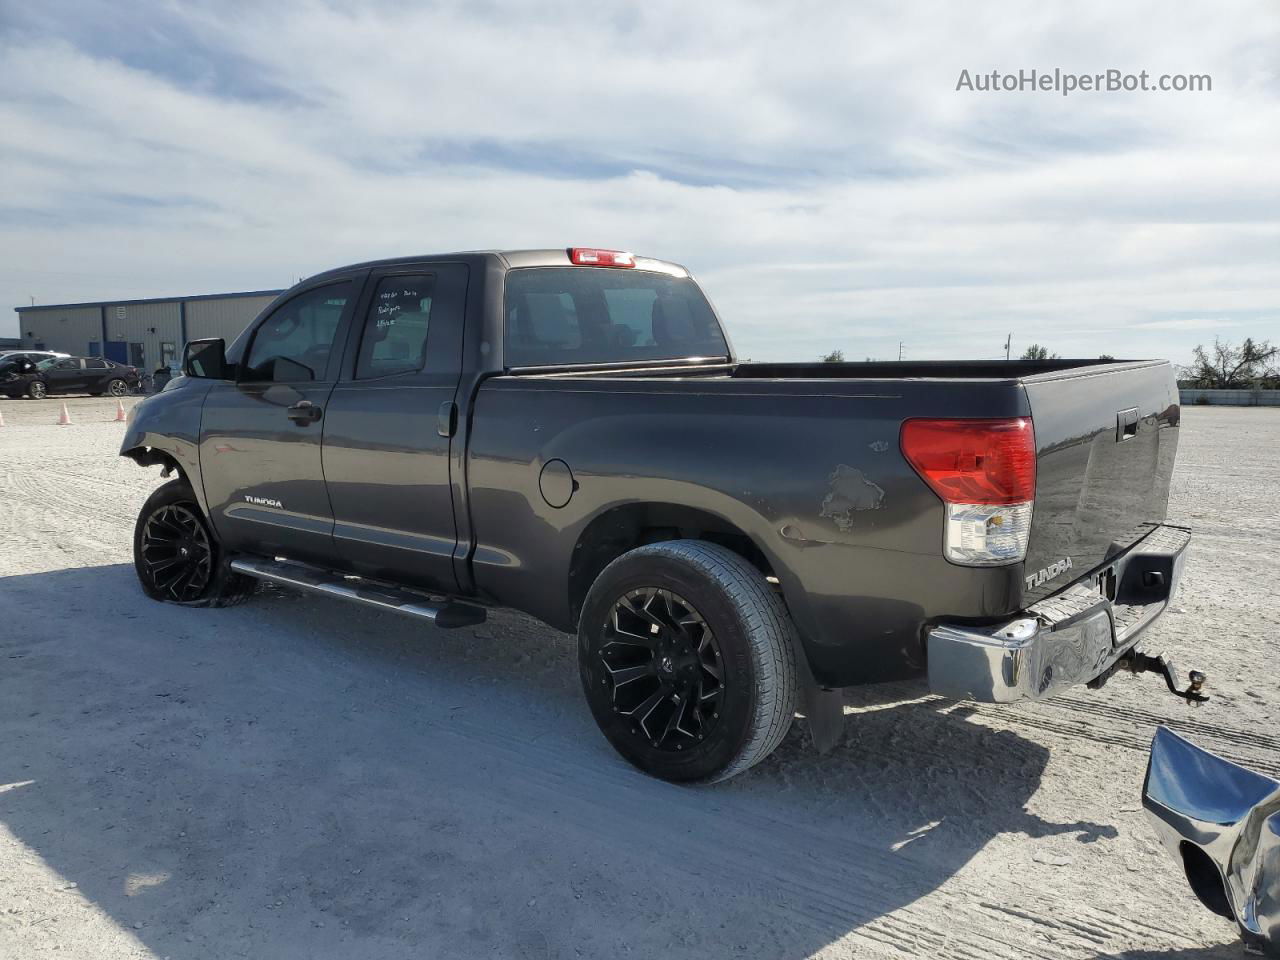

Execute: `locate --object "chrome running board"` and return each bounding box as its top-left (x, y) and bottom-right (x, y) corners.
top-left (229, 556), bottom-right (486, 629)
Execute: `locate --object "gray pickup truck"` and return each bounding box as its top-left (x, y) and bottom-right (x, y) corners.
top-left (121, 247), bottom-right (1194, 782)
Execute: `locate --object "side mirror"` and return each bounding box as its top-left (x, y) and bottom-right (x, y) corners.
top-left (183, 338), bottom-right (228, 379)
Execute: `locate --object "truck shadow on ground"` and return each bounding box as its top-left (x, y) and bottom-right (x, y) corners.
top-left (2, 563), bottom-right (1219, 960)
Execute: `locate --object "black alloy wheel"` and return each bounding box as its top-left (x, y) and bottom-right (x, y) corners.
top-left (579, 540), bottom-right (798, 783)
top-left (138, 503), bottom-right (214, 603)
top-left (599, 587), bottom-right (725, 751)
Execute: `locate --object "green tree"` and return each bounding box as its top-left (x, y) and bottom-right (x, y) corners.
top-left (1020, 343), bottom-right (1060, 360)
top-left (820, 349), bottom-right (845, 363)
top-left (1187, 337), bottom-right (1278, 388)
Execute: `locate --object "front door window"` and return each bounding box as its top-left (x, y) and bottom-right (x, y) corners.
top-left (243, 285), bottom-right (352, 383)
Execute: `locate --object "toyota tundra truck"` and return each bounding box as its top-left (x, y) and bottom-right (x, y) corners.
top-left (120, 247), bottom-right (1195, 782)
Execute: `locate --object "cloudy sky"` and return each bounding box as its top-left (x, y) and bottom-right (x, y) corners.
top-left (2, 0), bottom-right (1277, 363)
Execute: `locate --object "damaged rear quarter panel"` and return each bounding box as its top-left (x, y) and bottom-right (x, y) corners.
top-left (819, 465), bottom-right (885, 532)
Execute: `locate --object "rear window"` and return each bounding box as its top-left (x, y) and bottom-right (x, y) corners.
top-left (503, 268), bottom-right (729, 367)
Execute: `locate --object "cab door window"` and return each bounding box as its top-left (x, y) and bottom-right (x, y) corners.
top-left (243, 283), bottom-right (354, 383)
top-left (354, 276), bottom-right (436, 380)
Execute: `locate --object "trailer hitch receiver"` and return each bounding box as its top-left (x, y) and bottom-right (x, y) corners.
top-left (1122, 651), bottom-right (1209, 705)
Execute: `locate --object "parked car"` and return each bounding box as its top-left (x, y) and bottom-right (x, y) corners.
top-left (120, 247), bottom-right (1193, 783)
top-left (0, 349), bottom-right (69, 367)
top-left (1144, 727), bottom-right (1278, 956)
top-left (3, 355), bottom-right (140, 399)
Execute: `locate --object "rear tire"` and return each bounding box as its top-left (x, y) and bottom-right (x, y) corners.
top-left (27, 381), bottom-right (46, 399)
top-left (578, 540), bottom-right (797, 783)
top-left (133, 479), bottom-right (256, 607)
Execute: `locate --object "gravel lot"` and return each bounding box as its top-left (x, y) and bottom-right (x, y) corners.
top-left (1, 398), bottom-right (1276, 960)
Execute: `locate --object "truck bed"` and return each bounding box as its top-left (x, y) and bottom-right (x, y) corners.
top-left (529, 357), bottom-right (1179, 604)
top-left (468, 357), bottom-right (1179, 685)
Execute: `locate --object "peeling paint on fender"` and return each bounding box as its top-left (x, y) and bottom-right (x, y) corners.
top-left (819, 464), bottom-right (885, 532)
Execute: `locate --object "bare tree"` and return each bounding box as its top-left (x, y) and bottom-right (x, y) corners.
top-left (1187, 337), bottom-right (1278, 388)
top-left (1020, 344), bottom-right (1060, 360)
top-left (820, 349), bottom-right (845, 363)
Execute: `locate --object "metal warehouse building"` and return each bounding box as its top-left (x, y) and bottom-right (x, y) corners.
top-left (13, 289), bottom-right (284, 372)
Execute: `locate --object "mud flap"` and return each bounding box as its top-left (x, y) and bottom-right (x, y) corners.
top-left (795, 647), bottom-right (844, 753)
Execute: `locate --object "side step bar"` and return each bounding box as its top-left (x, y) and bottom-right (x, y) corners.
top-left (228, 557), bottom-right (486, 629)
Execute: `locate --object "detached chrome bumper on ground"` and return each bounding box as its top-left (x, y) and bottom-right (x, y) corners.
top-left (1143, 727), bottom-right (1280, 956)
top-left (927, 524), bottom-right (1191, 703)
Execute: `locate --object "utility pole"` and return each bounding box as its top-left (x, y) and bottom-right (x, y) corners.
top-left (897, 341), bottom-right (904, 361)
top-left (1004, 333), bottom-right (1012, 360)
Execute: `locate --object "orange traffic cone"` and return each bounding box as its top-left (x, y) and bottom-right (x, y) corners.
top-left (114, 399), bottom-right (127, 422)
top-left (57, 402), bottom-right (72, 426)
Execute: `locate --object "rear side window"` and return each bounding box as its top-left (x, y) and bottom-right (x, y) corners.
top-left (504, 268), bottom-right (728, 367)
top-left (355, 275), bottom-right (435, 379)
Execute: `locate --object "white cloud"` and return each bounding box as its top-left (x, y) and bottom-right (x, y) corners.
top-left (1, 0), bottom-right (1278, 363)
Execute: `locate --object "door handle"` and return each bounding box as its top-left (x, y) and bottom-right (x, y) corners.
top-left (437, 400), bottom-right (458, 438)
top-left (287, 400), bottom-right (323, 424)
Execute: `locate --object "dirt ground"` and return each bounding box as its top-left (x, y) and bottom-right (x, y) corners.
top-left (1, 397), bottom-right (1276, 960)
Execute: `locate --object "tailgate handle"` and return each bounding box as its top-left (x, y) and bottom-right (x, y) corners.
top-left (1116, 407), bottom-right (1140, 441)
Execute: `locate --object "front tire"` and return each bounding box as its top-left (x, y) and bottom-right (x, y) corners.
top-left (107, 378), bottom-right (128, 397)
top-left (27, 381), bottom-right (47, 399)
top-left (133, 479), bottom-right (256, 607)
top-left (579, 540), bottom-right (798, 783)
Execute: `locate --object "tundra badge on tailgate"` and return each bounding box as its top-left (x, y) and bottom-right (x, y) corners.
top-left (1025, 557), bottom-right (1072, 590)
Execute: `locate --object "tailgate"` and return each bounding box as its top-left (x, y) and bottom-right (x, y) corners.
top-left (1022, 361), bottom-right (1180, 604)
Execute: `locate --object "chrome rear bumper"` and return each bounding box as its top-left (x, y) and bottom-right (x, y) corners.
top-left (1144, 727), bottom-right (1280, 956)
top-left (927, 524), bottom-right (1190, 703)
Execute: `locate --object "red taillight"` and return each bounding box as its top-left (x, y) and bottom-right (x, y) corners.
top-left (900, 418), bottom-right (1036, 505)
top-left (568, 247), bottom-right (635, 268)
